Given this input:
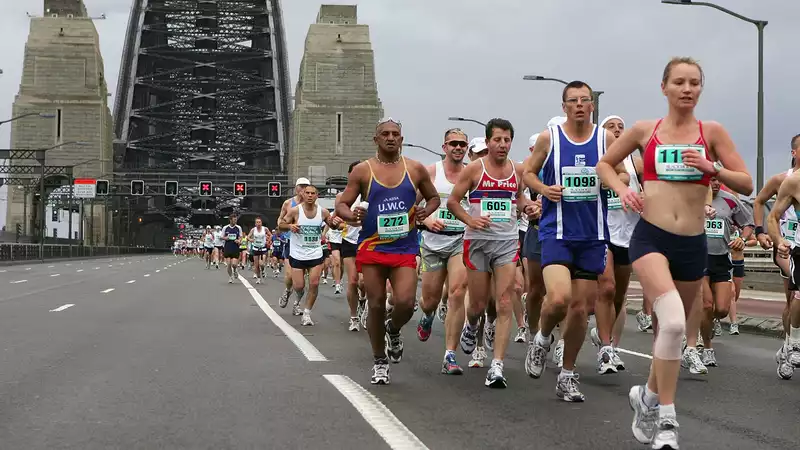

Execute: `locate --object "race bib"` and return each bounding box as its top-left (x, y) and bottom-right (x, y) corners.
top-left (561, 166), bottom-right (599, 202)
top-left (786, 220), bottom-right (798, 239)
top-left (377, 213), bottom-right (409, 239)
top-left (704, 219), bottom-right (724, 238)
top-left (300, 225), bottom-right (321, 248)
top-left (655, 145), bottom-right (706, 181)
top-left (436, 207), bottom-right (465, 232)
top-left (227, 233), bottom-right (237, 241)
top-left (606, 189), bottom-right (621, 210)
top-left (480, 198), bottom-right (513, 222)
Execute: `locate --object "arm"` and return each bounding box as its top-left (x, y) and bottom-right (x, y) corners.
top-left (598, 122), bottom-right (647, 212)
top-left (515, 163), bottom-right (531, 215)
top-left (412, 160), bottom-right (440, 221)
top-left (708, 121), bottom-right (754, 196)
top-left (335, 163), bottom-right (367, 222)
top-left (276, 199), bottom-right (291, 229)
top-left (767, 175), bottom-right (799, 257)
top-left (603, 131), bottom-right (630, 186)
top-left (754, 174), bottom-right (782, 228)
top-left (278, 208), bottom-right (296, 231)
top-left (447, 162), bottom-right (487, 229)
top-left (522, 130), bottom-right (551, 197)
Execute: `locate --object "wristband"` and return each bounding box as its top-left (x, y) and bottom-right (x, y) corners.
top-left (755, 226), bottom-right (765, 236)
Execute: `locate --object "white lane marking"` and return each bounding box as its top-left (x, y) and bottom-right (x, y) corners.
top-left (94, 267), bottom-right (100, 270)
top-left (50, 304), bottom-right (75, 312)
top-left (48, 265), bottom-right (54, 268)
top-left (65, 264), bottom-right (72, 267)
top-left (50, 274), bottom-right (60, 277)
top-left (0, 270), bottom-right (6, 273)
top-left (108, 264), bottom-right (113, 267)
top-left (616, 348), bottom-right (653, 360)
top-left (101, 288), bottom-right (115, 293)
top-left (155, 270), bottom-right (161, 273)
top-left (76, 269), bottom-right (84, 273)
top-left (323, 374), bottom-right (429, 450)
top-left (144, 274), bottom-right (150, 277)
top-left (238, 275), bottom-right (327, 362)
top-left (25, 268), bottom-right (31, 271)
top-left (126, 280), bottom-right (136, 284)
top-left (11, 280), bottom-right (27, 284)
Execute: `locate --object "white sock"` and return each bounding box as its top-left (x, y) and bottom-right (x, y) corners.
top-left (643, 385), bottom-right (659, 408)
top-left (790, 326), bottom-right (800, 341)
top-left (659, 403), bottom-right (676, 418)
top-left (559, 368), bottom-right (574, 378)
top-left (304, 308), bottom-right (311, 315)
top-left (535, 331), bottom-right (550, 346)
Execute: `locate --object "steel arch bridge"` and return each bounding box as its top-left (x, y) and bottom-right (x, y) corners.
top-left (111, 0), bottom-right (293, 245)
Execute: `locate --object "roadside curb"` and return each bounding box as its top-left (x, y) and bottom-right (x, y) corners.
top-left (625, 299), bottom-right (783, 340)
top-left (0, 253), bottom-right (167, 267)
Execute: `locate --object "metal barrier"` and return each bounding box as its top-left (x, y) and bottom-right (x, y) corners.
top-left (743, 247), bottom-right (778, 272)
top-left (0, 244), bottom-right (169, 262)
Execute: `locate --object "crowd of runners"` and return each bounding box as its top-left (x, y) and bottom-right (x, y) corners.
top-left (184, 56), bottom-right (800, 450)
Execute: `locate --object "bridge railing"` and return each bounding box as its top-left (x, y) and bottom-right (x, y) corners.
top-left (742, 247), bottom-right (778, 272)
top-left (0, 244), bottom-right (169, 263)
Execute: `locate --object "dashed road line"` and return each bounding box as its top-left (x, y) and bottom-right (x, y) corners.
top-left (50, 274), bottom-right (60, 277)
top-left (101, 288), bottom-right (115, 293)
top-left (323, 374), bottom-right (429, 450)
top-left (156, 270), bottom-right (161, 273)
top-left (238, 275), bottom-right (327, 362)
top-left (76, 269), bottom-right (84, 273)
top-left (10, 280), bottom-right (27, 284)
top-left (50, 304), bottom-right (75, 312)
top-left (126, 280), bottom-right (136, 284)
top-left (144, 274), bottom-right (150, 277)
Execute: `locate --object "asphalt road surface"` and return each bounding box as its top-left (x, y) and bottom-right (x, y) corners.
top-left (1, 255), bottom-right (798, 449)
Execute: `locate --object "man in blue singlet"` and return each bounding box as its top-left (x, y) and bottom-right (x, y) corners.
top-left (337, 118), bottom-right (440, 385)
top-left (222, 213), bottom-right (244, 284)
top-left (276, 178), bottom-right (310, 307)
top-left (524, 80), bottom-right (626, 402)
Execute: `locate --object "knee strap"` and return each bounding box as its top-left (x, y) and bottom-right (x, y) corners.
top-left (653, 290), bottom-right (686, 360)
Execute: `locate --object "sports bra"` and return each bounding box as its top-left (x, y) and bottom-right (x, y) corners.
top-left (642, 119), bottom-right (712, 187)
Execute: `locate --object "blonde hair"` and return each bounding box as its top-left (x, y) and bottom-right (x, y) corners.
top-left (662, 57), bottom-right (704, 86)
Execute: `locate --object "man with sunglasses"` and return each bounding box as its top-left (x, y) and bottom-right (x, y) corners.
top-left (416, 128), bottom-right (471, 375)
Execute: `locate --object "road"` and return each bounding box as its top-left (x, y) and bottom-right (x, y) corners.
top-left (0, 256), bottom-right (798, 449)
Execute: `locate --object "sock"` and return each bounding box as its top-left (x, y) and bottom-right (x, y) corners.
top-left (790, 326), bottom-right (800, 340)
top-left (643, 385), bottom-right (659, 408)
top-left (686, 346), bottom-right (696, 352)
top-left (445, 350), bottom-right (455, 359)
top-left (559, 368), bottom-right (574, 378)
top-left (659, 403), bottom-right (676, 418)
top-left (491, 358), bottom-right (503, 367)
top-left (535, 331), bottom-right (550, 346)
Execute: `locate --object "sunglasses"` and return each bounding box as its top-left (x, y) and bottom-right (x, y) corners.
top-left (446, 140), bottom-right (468, 148)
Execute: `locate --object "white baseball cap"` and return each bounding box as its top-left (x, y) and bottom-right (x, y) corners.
top-left (529, 133), bottom-right (540, 148)
top-left (547, 116), bottom-right (567, 127)
top-left (295, 177), bottom-right (311, 186)
top-left (468, 137), bottom-right (488, 154)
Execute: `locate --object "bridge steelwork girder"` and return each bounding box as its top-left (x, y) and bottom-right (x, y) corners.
top-left (112, 0), bottom-right (293, 175)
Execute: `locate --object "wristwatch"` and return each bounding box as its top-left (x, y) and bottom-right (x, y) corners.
top-left (713, 160), bottom-right (724, 173)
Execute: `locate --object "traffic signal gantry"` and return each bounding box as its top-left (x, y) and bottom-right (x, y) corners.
top-left (96, 180), bottom-right (284, 197)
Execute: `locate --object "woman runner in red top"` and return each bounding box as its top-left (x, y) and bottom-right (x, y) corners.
top-left (597, 57), bottom-right (752, 450)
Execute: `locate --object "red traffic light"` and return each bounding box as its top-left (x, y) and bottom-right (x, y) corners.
top-left (199, 181), bottom-right (213, 196)
top-left (234, 182), bottom-right (247, 197)
top-left (268, 182), bottom-right (281, 197)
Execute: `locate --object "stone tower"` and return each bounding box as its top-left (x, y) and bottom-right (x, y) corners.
top-left (5, 0), bottom-right (113, 245)
top-left (289, 4), bottom-right (383, 185)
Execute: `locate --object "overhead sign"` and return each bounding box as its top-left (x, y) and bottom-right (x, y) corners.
top-left (73, 178), bottom-right (96, 199)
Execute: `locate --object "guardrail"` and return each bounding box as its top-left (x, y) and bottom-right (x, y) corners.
top-left (0, 244), bottom-right (169, 262)
top-left (742, 247), bottom-right (778, 272)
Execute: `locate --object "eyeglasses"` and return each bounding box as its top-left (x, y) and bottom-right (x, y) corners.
top-left (446, 140), bottom-right (468, 148)
top-left (565, 97), bottom-right (593, 105)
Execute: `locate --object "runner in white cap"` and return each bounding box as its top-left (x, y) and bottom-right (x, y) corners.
top-left (277, 177), bottom-right (311, 312)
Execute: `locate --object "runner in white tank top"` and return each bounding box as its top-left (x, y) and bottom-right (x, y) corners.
top-left (592, 116), bottom-right (642, 374)
top-left (326, 223), bottom-right (344, 295)
top-left (416, 128), bottom-right (471, 375)
top-left (279, 185), bottom-right (342, 326)
top-left (247, 217), bottom-right (271, 284)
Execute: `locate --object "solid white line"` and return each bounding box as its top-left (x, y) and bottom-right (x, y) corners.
top-left (323, 374), bottom-right (429, 450)
top-left (76, 269), bottom-right (84, 273)
top-left (11, 280), bottom-right (27, 284)
top-left (616, 348), bottom-right (653, 360)
top-left (238, 275), bottom-right (327, 362)
top-left (144, 274), bottom-right (150, 277)
top-left (101, 288), bottom-right (115, 293)
top-left (126, 280), bottom-right (136, 284)
top-left (50, 304), bottom-right (75, 312)
top-left (50, 274), bottom-right (60, 277)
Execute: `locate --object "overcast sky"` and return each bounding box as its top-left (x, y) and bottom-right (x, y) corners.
top-left (1, 0), bottom-right (797, 225)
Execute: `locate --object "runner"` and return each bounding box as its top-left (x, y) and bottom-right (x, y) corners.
top-left (448, 118), bottom-right (530, 388)
top-left (338, 161), bottom-right (367, 332)
top-left (597, 57), bottom-right (752, 448)
top-left (271, 232), bottom-right (285, 278)
top-left (589, 115), bottom-right (641, 374)
top-left (336, 118), bottom-right (440, 385)
top-left (277, 178), bottom-right (311, 308)
top-left (326, 217), bottom-right (344, 294)
top-left (524, 81), bottom-right (616, 401)
top-left (755, 134), bottom-right (800, 379)
top-left (222, 213), bottom-right (245, 284)
top-left (247, 217), bottom-right (271, 284)
top-left (416, 127), bottom-right (470, 375)
top-left (212, 225), bottom-right (224, 269)
top-left (202, 225), bottom-right (215, 269)
top-left (279, 185), bottom-right (342, 325)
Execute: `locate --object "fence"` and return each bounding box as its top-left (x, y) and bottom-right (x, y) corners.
top-left (0, 243), bottom-right (169, 263)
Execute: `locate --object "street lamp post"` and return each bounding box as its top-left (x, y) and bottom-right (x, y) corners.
top-left (0, 112), bottom-right (56, 127)
top-left (522, 75), bottom-right (603, 124)
top-left (447, 117), bottom-right (486, 128)
top-left (403, 143), bottom-right (445, 159)
top-left (661, 0), bottom-right (767, 192)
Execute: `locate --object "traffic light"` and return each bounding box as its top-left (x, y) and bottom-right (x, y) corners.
top-left (131, 180), bottom-right (145, 196)
top-left (96, 180), bottom-right (109, 196)
top-left (268, 182), bottom-right (281, 197)
top-left (165, 181), bottom-right (178, 197)
top-left (233, 181), bottom-right (247, 197)
top-left (179, 224), bottom-right (185, 230)
top-left (199, 181), bottom-right (213, 196)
